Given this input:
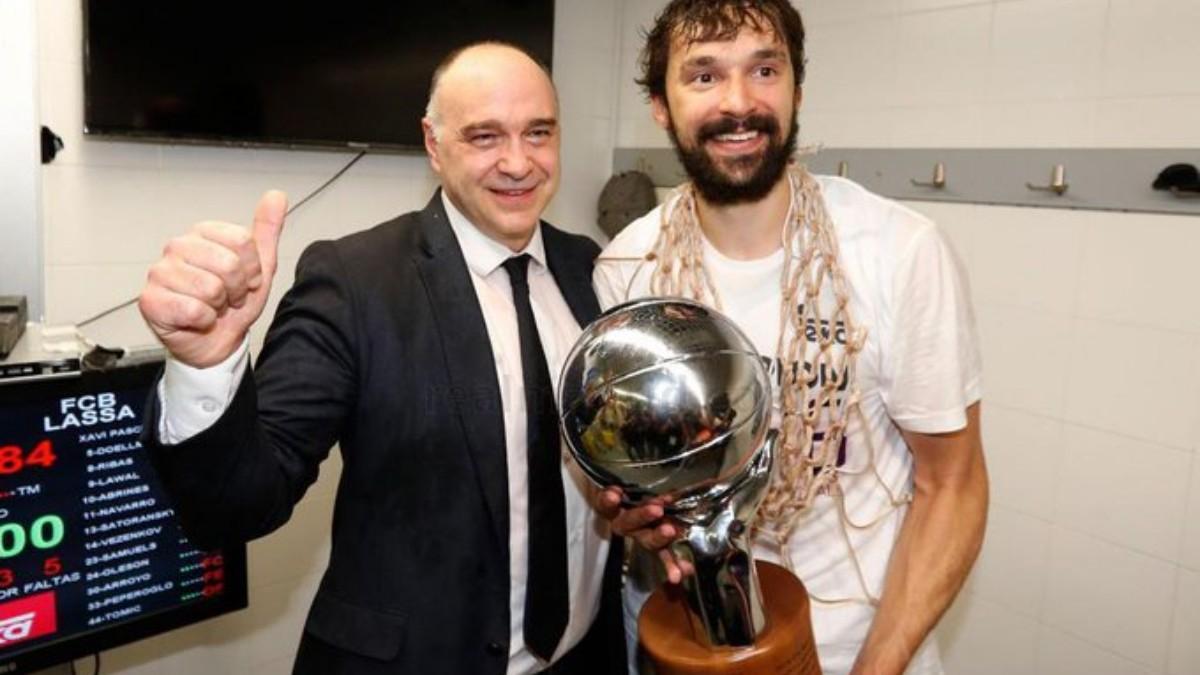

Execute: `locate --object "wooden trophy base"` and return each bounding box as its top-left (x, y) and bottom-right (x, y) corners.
top-left (638, 560), bottom-right (821, 675)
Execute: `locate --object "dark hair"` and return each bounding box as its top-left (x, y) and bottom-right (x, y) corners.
top-left (637, 0), bottom-right (806, 101)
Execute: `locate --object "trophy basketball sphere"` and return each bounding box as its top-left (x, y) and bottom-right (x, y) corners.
top-left (558, 298), bottom-right (820, 675)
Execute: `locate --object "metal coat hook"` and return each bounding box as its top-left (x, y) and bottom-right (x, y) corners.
top-left (1027, 164), bottom-right (1069, 195)
top-left (836, 160), bottom-right (849, 178)
top-left (911, 162), bottom-right (947, 189)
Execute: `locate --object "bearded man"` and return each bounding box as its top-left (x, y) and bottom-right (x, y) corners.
top-left (593, 2), bottom-right (988, 674)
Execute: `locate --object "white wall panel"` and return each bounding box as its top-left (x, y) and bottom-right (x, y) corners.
top-left (969, 205), bottom-right (1084, 315)
top-left (797, 0), bottom-right (898, 27)
top-left (1043, 529), bottom-right (1176, 671)
top-left (987, 0), bottom-right (1106, 104)
top-left (980, 405), bottom-right (1064, 520)
top-left (975, 305), bottom-right (1074, 418)
top-left (1056, 425), bottom-right (1190, 561)
top-left (940, 596), bottom-right (1039, 675)
top-left (1075, 211), bottom-right (1200, 334)
top-left (893, 5), bottom-right (994, 108)
top-left (963, 505), bottom-right (1052, 616)
top-left (1103, 0), bottom-right (1200, 99)
top-left (1169, 568), bottom-right (1200, 675)
top-left (803, 17), bottom-right (899, 112)
top-left (1182, 454), bottom-right (1200, 573)
top-left (1036, 626), bottom-right (1159, 675)
top-left (1062, 320), bottom-right (1199, 450)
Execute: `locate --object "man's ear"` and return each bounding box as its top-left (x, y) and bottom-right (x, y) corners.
top-left (422, 118), bottom-right (442, 173)
top-left (650, 96), bottom-right (671, 131)
top-left (795, 85), bottom-right (803, 109)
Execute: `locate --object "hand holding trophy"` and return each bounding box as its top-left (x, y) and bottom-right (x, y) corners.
top-left (559, 298), bottom-right (820, 674)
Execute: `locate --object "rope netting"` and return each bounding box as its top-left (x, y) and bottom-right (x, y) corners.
top-left (606, 164), bottom-right (909, 605)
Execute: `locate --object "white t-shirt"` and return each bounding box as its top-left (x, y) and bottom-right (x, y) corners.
top-left (593, 175), bottom-right (982, 675)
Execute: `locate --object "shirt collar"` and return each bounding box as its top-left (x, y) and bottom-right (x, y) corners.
top-left (441, 190), bottom-right (548, 278)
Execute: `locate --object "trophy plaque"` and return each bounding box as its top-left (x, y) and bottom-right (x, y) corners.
top-left (558, 298), bottom-right (820, 675)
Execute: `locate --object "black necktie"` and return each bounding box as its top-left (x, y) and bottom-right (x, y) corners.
top-left (502, 254), bottom-right (569, 661)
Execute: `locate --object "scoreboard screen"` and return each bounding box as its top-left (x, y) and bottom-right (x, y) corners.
top-left (0, 361), bottom-right (247, 674)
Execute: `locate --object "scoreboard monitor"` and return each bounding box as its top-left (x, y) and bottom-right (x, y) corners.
top-left (0, 360), bottom-right (247, 673)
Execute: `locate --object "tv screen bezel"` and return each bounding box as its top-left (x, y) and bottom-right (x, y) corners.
top-left (0, 362), bottom-right (249, 674)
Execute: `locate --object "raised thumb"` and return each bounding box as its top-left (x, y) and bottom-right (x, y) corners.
top-left (252, 190), bottom-right (288, 277)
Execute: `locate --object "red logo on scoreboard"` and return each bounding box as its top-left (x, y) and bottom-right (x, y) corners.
top-left (0, 592), bottom-right (57, 648)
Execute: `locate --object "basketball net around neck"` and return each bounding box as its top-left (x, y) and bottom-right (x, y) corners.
top-left (644, 164), bottom-right (892, 605)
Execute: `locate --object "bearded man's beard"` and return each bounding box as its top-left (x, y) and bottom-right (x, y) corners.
top-left (668, 112), bottom-right (798, 206)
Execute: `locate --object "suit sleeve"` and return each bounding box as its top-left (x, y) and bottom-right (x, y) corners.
top-left (145, 240), bottom-right (358, 549)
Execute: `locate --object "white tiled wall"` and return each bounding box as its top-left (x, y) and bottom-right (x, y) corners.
top-left (940, 595), bottom-right (1040, 675)
top-left (926, 201), bottom-right (1200, 675)
top-left (619, 0), bottom-right (1200, 150)
top-left (32, 0), bottom-right (624, 672)
top-left (616, 1), bottom-right (1200, 673)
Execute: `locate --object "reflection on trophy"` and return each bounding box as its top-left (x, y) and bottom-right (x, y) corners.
top-left (559, 298), bottom-right (820, 675)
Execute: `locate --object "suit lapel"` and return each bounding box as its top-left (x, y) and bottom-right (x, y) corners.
top-left (411, 192), bottom-right (509, 548)
top-left (542, 224), bottom-right (602, 327)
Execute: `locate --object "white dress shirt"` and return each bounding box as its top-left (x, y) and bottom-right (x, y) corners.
top-left (158, 192), bottom-right (609, 674)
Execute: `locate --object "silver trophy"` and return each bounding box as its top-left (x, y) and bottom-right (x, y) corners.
top-left (557, 298), bottom-right (777, 647)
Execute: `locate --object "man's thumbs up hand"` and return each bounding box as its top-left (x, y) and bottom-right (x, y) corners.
top-left (140, 191), bottom-right (289, 368)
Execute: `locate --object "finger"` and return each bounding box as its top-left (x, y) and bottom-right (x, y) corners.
top-left (658, 548), bottom-right (682, 585)
top-left (595, 487), bottom-right (624, 520)
top-left (147, 256), bottom-right (230, 312)
top-left (194, 221), bottom-right (263, 291)
top-left (139, 282), bottom-right (219, 333)
top-left (166, 233), bottom-right (252, 308)
top-left (611, 501), bottom-right (666, 537)
top-left (252, 190), bottom-right (288, 280)
top-left (631, 519), bottom-right (677, 551)
top-left (677, 558), bottom-right (696, 579)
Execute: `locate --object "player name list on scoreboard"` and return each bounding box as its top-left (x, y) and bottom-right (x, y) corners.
top-left (0, 382), bottom-right (226, 653)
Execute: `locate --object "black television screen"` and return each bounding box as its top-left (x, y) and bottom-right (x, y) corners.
top-left (82, 0), bottom-right (556, 152)
top-left (0, 361), bottom-right (247, 674)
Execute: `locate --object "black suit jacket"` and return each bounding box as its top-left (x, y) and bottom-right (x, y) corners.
top-left (145, 193), bottom-right (624, 675)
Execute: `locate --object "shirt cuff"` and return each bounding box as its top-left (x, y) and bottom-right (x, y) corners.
top-left (156, 338), bottom-right (250, 444)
